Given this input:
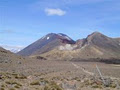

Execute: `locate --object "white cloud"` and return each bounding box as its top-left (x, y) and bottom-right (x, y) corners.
top-left (45, 8), bottom-right (66, 16)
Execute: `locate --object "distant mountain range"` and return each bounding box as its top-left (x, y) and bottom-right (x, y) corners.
top-left (0, 45), bottom-right (24, 53)
top-left (17, 32), bottom-right (120, 63)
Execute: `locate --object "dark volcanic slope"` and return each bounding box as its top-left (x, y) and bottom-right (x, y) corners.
top-left (18, 33), bottom-right (75, 56)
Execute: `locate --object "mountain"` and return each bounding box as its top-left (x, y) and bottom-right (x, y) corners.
top-left (77, 32), bottom-right (120, 51)
top-left (37, 32), bottom-right (120, 63)
top-left (17, 33), bottom-right (75, 56)
top-left (0, 45), bottom-right (24, 53)
top-left (0, 47), bottom-right (24, 64)
top-left (17, 31), bottom-right (120, 63)
top-left (75, 32), bottom-right (120, 58)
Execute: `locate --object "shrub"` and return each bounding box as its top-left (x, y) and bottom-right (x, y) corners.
top-left (9, 88), bottom-right (16, 90)
top-left (30, 81), bottom-right (40, 85)
top-left (44, 81), bottom-right (62, 90)
top-left (5, 80), bottom-right (22, 86)
top-left (15, 74), bottom-right (27, 79)
top-left (0, 88), bottom-right (5, 90)
top-left (14, 85), bottom-right (20, 88)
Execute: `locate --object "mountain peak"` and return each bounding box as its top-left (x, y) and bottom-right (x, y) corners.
top-left (18, 33), bottom-right (75, 56)
top-left (87, 31), bottom-right (105, 39)
top-left (92, 31), bottom-right (101, 34)
top-left (44, 33), bottom-right (57, 37)
top-left (46, 33), bottom-right (56, 36)
top-left (90, 31), bottom-right (103, 36)
top-left (57, 33), bottom-right (73, 41)
top-left (41, 33), bottom-right (74, 42)
top-left (57, 33), bottom-right (67, 36)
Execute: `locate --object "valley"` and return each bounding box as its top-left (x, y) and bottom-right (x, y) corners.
top-left (0, 32), bottom-right (120, 90)
top-left (0, 59), bottom-right (120, 90)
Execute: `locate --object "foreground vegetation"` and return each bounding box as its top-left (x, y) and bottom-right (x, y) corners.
top-left (0, 72), bottom-right (120, 90)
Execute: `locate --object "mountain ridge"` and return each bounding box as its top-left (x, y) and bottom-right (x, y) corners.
top-left (17, 31), bottom-right (120, 63)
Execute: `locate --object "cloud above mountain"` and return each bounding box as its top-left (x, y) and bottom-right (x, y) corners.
top-left (45, 8), bottom-right (66, 16)
top-left (31, 0), bottom-right (113, 16)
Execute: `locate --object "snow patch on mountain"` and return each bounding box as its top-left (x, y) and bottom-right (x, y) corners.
top-left (64, 36), bottom-right (71, 40)
top-left (47, 37), bottom-right (50, 40)
top-left (58, 33), bottom-right (72, 41)
top-left (58, 33), bottom-right (63, 37)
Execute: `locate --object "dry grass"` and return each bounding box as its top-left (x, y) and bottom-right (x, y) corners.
top-left (0, 60), bottom-right (120, 90)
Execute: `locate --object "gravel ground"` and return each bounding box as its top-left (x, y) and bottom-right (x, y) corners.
top-left (0, 60), bottom-right (120, 90)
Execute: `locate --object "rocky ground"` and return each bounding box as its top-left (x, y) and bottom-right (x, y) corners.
top-left (0, 60), bottom-right (120, 90)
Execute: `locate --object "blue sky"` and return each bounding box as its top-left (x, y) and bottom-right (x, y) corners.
top-left (0, 0), bottom-right (120, 48)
